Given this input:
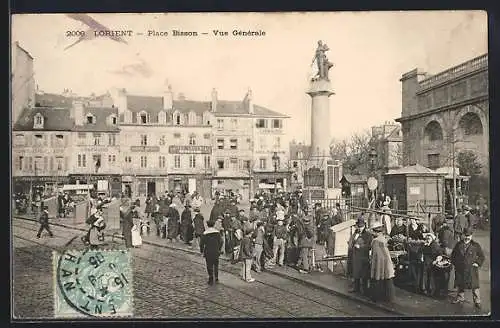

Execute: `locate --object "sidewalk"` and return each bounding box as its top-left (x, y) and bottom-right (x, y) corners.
top-left (14, 213), bottom-right (490, 317)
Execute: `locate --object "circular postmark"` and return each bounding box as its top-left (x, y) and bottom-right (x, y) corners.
top-left (56, 249), bottom-right (133, 317)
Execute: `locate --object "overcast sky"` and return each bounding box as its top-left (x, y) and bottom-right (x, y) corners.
top-left (12, 11), bottom-right (487, 144)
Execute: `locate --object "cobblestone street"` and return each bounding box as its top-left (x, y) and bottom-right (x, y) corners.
top-left (12, 218), bottom-right (394, 319)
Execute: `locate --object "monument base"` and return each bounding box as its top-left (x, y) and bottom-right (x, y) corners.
top-left (303, 155), bottom-right (342, 201)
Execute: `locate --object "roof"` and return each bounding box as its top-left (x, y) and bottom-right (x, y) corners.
top-left (13, 107), bottom-right (74, 131)
top-left (385, 164), bottom-right (443, 175)
top-left (385, 126), bottom-right (402, 141)
top-left (74, 107), bottom-right (120, 132)
top-left (126, 95), bottom-right (164, 113)
top-left (173, 100), bottom-right (211, 115)
top-left (214, 100), bottom-right (288, 118)
top-left (35, 93), bottom-right (73, 108)
top-left (340, 174), bottom-right (368, 184)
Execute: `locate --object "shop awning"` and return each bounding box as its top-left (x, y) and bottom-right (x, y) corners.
top-left (213, 181), bottom-right (243, 190)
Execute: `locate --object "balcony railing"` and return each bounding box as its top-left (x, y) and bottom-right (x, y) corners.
top-left (419, 54), bottom-right (488, 91)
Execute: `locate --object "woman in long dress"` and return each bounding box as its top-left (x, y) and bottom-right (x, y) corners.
top-left (131, 219), bottom-right (142, 247)
top-left (370, 224), bottom-right (396, 303)
top-left (122, 206), bottom-right (135, 248)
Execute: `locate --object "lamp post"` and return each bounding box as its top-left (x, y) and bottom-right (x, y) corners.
top-left (272, 152), bottom-right (280, 195)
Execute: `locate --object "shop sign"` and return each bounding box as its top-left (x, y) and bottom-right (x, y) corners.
top-left (69, 175), bottom-right (121, 182)
top-left (82, 146), bottom-right (110, 152)
top-left (169, 145), bottom-right (211, 154)
top-left (13, 176), bottom-right (70, 183)
top-left (130, 146), bottom-right (160, 152)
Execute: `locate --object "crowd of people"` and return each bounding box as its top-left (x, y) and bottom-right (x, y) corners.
top-left (106, 188), bottom-right (487, 307)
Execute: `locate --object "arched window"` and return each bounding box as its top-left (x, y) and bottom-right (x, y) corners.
top-left (459, 112), bottom-right (483, 136)
top-left (424, 121), bottom-right (443, 142)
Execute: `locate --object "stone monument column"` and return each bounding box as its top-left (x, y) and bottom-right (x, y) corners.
top-left (307, 79), bottom-right (334, 157)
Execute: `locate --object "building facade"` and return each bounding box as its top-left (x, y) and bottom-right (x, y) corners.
top-left (397, 54), bottom-right (488, 173)
top-left (211, 89), bottom-right (290, 200)
top-left (11, 42), bottom-right (35, 124)
top-left (371, 122), bottom-right (403, 172)
top-left (114, 87), bottom-right (214, 199)
top-left (69, 100), bottom-right (122, 196)
top-left (12, 107), bottom-right (73, 195)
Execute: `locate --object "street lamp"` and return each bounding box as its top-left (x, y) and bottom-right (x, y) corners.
top-left (272, 152), bottom-right (280, 195)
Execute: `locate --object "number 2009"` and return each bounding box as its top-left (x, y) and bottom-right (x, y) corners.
top-left (66, 30), bottom-right (85, 37)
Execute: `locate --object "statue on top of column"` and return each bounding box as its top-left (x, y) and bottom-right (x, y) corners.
top-left (311, 40), bottom-right (334, 81)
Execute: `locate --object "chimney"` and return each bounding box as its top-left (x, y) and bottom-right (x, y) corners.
top-left (211, 88), bottom-right (218, 112)
top-left (110, 87), bottom-right (128, 113)
top-left (163, 84), bottom-right (173, 110)
top-left (72, 100), bottom-right (84, 126)
top-left (246, 88), bottom-right (254, 114)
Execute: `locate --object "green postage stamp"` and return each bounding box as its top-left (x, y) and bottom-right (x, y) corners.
top-left (53, 249), bottom-right (133, 318)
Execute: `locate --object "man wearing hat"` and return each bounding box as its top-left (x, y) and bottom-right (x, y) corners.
top-left (272, 214), bottom-right (287, 266)
top-left (36, 205), bottom-right (53, 238)
top-left (193, 207), bottom-right (206, 248)
top-left (297, 214), bottom-right (315, 273)
top-left (200, 219), bottom-right (223, 285)
top-left (347, 216), bottom-right (373, 294)
top-left (450, 227), bottom-right (485, 308)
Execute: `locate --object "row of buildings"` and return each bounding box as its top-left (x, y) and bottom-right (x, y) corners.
top-left (12, 44), bottom-right (291, 200)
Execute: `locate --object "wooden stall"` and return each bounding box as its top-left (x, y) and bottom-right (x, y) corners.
top-left (383, 164), bottom-right (446, 224)
top-left (340, 174), bottom-right (368, 198)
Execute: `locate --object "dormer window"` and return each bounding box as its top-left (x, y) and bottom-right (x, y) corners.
top-left (176, 114), bottom-right (181, 125)
top-left (158, 111), bottom-right (166, 124)
top-left (86, 114), bottom-right (95, 124)
top-left (33, 113), bottom-right (44, 129)
top-left (111, 115), bottom-right (117, 125)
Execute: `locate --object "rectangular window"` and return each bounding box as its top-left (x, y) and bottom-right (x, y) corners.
top-left (272, 119), bottom-right (283, 129)
top-left (54, 134), bottom-right (64, 147)
top-left (34, 134), bottom-right (43, 147)
top-left (217, 138), bottom-right (224, 150)
top-left (140, 135), bottom-right (148, 146)
top-left (230, 118), bottom-right (238, 129)
top-left (189, 155), bottom-right (196, 168)
top-left (159, 156), bottom-right (166, 168)
top-left (14, 134), bottom-right (25, 147)
top-left (43, 156), bottom-right (48, 171)
top-left (140, 156), bottom-right (147, 168)
top-left (124, 156), bottom-right (132, 163)
top-left (259, 137), bottom-right (266, 150)
top-left (274, 136), bottom-right (281, 149)
top-left (56, 157), bottom-right (64, 171)
top-left (427, 154), bottom-right (440, 169)
top-left (217, 119), bottom-right (224, 129)
top-left (217, 160), bottom-right (225, 169)
top-left (204, 156), bottom-right (211, 169)
top-left (49, 157), bottom-right (54, 171)
top-left (93, 133), bottom-right (101, 146)
top-left (77, 154), bottom-right (87, 167)
top-left (174, 155), bottom-right (181, 168)
top-left (28, 157), bottom-right (33, 171)
top-left (334, 166), bottom-right (340, 188)
top-left (244, 160), bottom-right (251, 170)
top-left (108, 155), bottom-right (116, 163)
top-left (230, 138), bottom-right (238, 150)
top-left (256, 119), bottom-right (267, 128)
top-left (259, 158), bottom-right (266, 170)
top-left (230, 158), bottom-right (238, 170)
top-left (108, 134), bottom-right (116, 146)
top-left (17, 156), bottom-right (24, 171)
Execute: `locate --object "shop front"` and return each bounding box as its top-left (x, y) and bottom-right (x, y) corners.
top-left (253, 171), bottom-right (292, 194)
top-left (168, 174), bottom-right (212, 199)
top-left (13, 175), bottom-right (70, 197)
top-left (134, 176), bottom-right (168, 197)
top-left (68, 174), bottom-right (122, 197)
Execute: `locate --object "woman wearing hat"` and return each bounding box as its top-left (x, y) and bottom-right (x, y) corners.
top-left (421, 232), bottom-right (445, 297)
top-left (369, 224), bottom-right (395, 303)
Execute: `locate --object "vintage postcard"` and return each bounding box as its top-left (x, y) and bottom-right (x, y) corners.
top-left (11, 11), bottom-right (490, 319)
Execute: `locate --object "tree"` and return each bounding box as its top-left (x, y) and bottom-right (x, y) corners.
top-left (457, 150), bottom-right (482, 176)
top-left (330, 129), bottom-right (375, 175)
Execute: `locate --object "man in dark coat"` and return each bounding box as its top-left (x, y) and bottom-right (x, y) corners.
top-left (450, 228), bottom-right (485, 308)
top-left (122, 206), bottom-right (135, 248)
top-left (193, 208), bottom-right (206, 246)
top-left (347, 217), bottom-right (373, 295)
top-left (209, 199), bottom-right (224, 223)
top-left (166, 203), bottom-right (180, 242)
top-left (180, 205), bottom-right (194, 245)
top-left (200, 220), bottom-right (223, 285)
top-left (36, 205), bottom-right (53, 238)
top-left (297, 215), bottom-right (315, 273)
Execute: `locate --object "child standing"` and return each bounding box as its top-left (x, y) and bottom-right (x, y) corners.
top-left (240, 229), bottom-right (255, 283)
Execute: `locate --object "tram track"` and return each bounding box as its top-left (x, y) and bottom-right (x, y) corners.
top-left (13, 217), bottom-right (396, 317)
